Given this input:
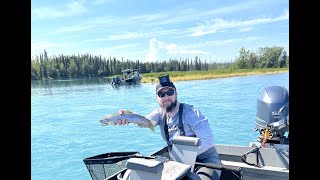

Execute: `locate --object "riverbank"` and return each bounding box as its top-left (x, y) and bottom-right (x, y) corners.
top-left (140, 68), bottom-right (288, 83)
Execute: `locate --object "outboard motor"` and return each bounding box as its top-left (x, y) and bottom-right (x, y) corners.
top-left (243, 86), bottom-right (289, 167)
top-left (255, 86), bottom-right (289, 146)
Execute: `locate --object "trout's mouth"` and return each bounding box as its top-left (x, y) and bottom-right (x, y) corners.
top-left (99, 119), bottom-right (107, 124)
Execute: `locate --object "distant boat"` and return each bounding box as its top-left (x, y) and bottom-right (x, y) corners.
top-left (111, 69), bottom-right (142, 85)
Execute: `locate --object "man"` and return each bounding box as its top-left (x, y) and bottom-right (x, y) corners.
top-left (117, 75), bottom-right (222, 180)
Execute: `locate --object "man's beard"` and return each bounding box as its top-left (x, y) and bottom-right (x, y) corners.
top-left (160, 97), bottom-right (177, 112)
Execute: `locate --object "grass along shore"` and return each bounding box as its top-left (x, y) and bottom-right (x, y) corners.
top-left (139, 68), bottom-right (288, 83)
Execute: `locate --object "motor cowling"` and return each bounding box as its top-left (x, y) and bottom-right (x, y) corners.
top-left (255, 86), bottom-right (289, 144)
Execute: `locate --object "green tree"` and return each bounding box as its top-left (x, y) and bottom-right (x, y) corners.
top-left (235, 47), bottom-right (250, 69)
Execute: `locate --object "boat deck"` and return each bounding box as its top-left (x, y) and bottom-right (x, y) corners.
top-left (84, 144), bottom-right (289, 180)
top-left (216, 144), bottom-right (289, 180)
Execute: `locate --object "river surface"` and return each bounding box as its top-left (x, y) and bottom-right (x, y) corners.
top-left (31, 72), bottom-right (289, 180)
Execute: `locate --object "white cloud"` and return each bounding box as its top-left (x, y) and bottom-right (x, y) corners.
top-left (238, 27), bottom-right (254, 32)
top-left (145, 39), bottom-right (159, 62)
top-left (32, 1), bottom-right (87, 20)
top-left (31, 41), bottom-right (75, 57)
top-left (180, 37), bottom-right (258, 49)
top-left (78, 29), bottom-right (181, 42)
top-left (189, 10), bottom-right (289, 37)
top-left (145, 38), bottom-right (207, 62)
top-left (31, 42), bottom-right (60, 52)
top-left (53, 24), bottom-right (93, 34)
top-left (141, 1), bottom-right (272, 27)
top-left (108, 32), bottom-right (147, 41)
top-left (81, 43), bottom-right (141, 59)
top-left (91, 0), bottom-right (115, 5)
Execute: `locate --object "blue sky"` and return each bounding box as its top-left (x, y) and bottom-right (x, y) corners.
top-left (31, 0), bottom-right (289, 63)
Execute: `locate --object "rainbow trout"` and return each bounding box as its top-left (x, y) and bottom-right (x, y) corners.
top-left (99, 110), bottom-right (156, 132)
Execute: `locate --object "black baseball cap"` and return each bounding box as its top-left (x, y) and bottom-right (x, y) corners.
top-left (156, 75), bottom-right (176, 93)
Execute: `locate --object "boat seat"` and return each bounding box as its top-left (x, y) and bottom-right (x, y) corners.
top-left (169, 136), bottom-right (200, 172)
top-left (161, 160), bottom-right (192, 180)
top-left (121, 158), bottom-right (164, 180)
top-left (118, 157), bottom-right (192, 180)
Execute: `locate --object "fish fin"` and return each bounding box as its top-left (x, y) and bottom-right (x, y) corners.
top-left (137, 123), bottom-right (154, 132)
top-left (123, 110), bottom-right (134, 114)
top-left (149, 126), bottom-right (155, 132)
top-left (137, 124), bottom-right (146, 128)
top-left (149, 120), bottom-right (157, 132)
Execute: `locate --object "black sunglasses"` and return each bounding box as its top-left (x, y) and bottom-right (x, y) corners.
top-left (157, 89), bottom-right (175, 98)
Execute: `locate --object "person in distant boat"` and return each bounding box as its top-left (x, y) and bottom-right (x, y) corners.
top-left (117, 75), bottom-right (222, 180)
top-left (111, 76), bottom-right (121, 85)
